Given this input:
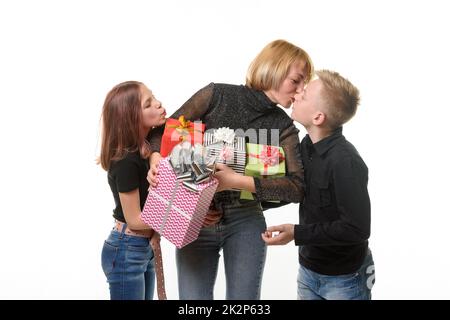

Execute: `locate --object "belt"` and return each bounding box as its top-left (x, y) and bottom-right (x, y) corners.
top-left (152, 239), bottom-right (167, 300)
top-left (114, 221), bottom-right (167, 300)
top-left (114, 221), bottom-right (151, 237)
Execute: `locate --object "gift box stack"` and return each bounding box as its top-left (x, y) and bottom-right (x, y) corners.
top-left (142, 115), bottom-right (288, 247)
top-left (141, 141), bottom-right (218, 249)
top-left (240, 143), bottom-right (286, 200)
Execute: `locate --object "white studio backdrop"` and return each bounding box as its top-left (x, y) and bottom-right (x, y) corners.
top-left (0, 0), bottom-right (449, 299)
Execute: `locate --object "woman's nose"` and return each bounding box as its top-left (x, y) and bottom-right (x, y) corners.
top-left (296, 84), bottom-right (305, 94)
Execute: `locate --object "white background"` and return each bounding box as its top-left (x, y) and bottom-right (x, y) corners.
top-left (1, 0), bottom-right (449, 300)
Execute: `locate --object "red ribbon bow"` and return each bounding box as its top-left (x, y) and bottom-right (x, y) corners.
top-left (249, 146), bottom-right (285, 175)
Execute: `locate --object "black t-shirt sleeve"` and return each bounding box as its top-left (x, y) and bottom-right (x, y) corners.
top-left (113, 157), bottom-right (140, 193)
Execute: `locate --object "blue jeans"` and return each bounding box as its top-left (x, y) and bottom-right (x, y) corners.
top-left (297, 249), bottom-right (375, 300)
top-left (176, 201), bottom-right (267, 300)
top-left (101, 225), bottom-right (155, 300)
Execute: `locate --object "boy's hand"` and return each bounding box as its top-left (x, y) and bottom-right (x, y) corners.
top-left (147, 152), bottom-right (162, 189)
top-left (262, 224), bottom-right (295, 245)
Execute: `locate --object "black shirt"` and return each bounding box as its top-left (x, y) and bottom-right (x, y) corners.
top-left (294, 127), bottom-right (370, 275)
top-left (108, 151), bottom-right (149, 223)
top-left (148, 83), bottom-right (305, 209)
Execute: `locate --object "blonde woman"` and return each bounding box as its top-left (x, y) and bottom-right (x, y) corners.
top-left (149, 40), bottom-right (313, 299)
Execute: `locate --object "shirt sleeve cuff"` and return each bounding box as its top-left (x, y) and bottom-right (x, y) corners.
top-left (294, 224), bottom-right (303, 246)
top-left (253, 177), bottom-right (263, 201)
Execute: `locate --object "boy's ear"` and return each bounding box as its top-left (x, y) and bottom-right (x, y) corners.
top-left (312, 111), bottom-right (326, 126)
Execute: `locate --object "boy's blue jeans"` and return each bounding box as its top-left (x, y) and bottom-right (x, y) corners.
top-left (101, 226), bottom-right (155, 300)
top-left (297, 249), bottom-right (375, 300)
top-left (176, 200), bottom-right (267, 300)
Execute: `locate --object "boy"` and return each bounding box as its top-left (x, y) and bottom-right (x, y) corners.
top-left (262, 70), bottom-right (375, 300)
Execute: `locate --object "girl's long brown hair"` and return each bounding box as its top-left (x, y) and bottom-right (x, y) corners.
top-left (99, 81), bottom-right (151, 171)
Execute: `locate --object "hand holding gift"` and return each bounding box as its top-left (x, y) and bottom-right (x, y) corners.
top-left (213, 163), bottom-right (240, 192)
top-left (147, 152), bottom-right (162, 189)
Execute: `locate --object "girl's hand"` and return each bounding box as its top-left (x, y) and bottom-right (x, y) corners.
top-left (150, 232), bottom-right (161, 249)
top-left (147, 152), bottom-right (162, 189)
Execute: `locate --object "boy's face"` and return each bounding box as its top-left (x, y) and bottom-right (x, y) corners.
top-left (291, 79), bottom-right (323, 128)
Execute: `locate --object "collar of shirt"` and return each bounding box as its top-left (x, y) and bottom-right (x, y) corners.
top-left (245, 86), bottom-right (278, 113)
top-left (306, 127), bottom-right (344, 157)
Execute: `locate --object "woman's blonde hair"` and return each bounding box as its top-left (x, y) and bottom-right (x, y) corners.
top-left (246, 39), bottom-right (314, 91)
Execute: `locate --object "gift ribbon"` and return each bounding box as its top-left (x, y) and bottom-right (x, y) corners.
top-left (170, 144), bottom-right (215, 190)
top-left (212, 127), bottom-right (236, 145)
top-left (167, 116), bottom-right (203, 142)
top-left (248, 146), bottom-right (285, 175)
top-left (149, 172), bottom-right (212, 233)
top-left (219, 146), bottom-right (234, 162)
top-left (206, 142), bottom-right (235, 164)
top-left (151, 186), bottom-right (192, 235)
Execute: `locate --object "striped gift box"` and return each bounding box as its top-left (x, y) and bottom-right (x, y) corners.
top-left (203, 130), bottom-right (246, 176)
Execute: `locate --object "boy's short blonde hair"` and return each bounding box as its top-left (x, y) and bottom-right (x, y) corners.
top-left (316, 70), bottom-right (360, 130)
top-left (246, 39), bottom-right (314, 91)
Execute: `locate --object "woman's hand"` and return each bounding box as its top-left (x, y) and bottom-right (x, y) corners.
top-left (213, 163), bottom-right (256, 193)
top-left (147, 152), bottom-right (162, 189)
top-left (213, 163), bottom-right (239, 192)
top-left (202, 209), bottom-right (223, 228)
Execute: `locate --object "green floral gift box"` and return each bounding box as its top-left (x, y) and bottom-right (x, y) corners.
top-left (240, 143), bottom-right (286, 200)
